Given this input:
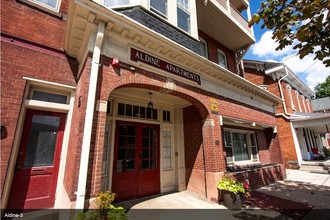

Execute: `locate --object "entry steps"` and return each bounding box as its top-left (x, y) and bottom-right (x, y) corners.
top-left (299, 160), bottom-right (330, 174)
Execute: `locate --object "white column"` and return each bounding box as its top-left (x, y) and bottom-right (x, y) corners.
top-left (76, 21), bottom-right (105, 210)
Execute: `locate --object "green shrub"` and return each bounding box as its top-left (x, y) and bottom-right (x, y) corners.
top-left (323, 147), bottom-right (330, 157)
top-left (72, 192), bottom-right (127, 220)
top-left (217, 174), bottom-right (245, 195)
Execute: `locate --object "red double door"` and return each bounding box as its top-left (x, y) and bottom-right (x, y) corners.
top-left (8, 110), bottom-right (66, 210)
top-left (112, 121), bottom-right (160, 201)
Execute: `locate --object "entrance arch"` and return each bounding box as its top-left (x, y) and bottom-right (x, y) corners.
top-left (100, 81), bottom-right (212, 201)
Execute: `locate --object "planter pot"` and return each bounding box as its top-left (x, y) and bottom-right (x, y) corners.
top-left (219, 190), bottom-right (242, 210)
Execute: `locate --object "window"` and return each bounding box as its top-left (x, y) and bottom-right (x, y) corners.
top-left (162, 128), bottom-right (172, 169)
top-left (32, 91), bottom-right (67, 104)
top-left (224, 130), bottom-right (259, 163)
top-left (162, 110), bottom-right (171, 122)
top-left (199, 38), bottom-right (208, 58)
top-left (150, 0), bottom-right (167, 18)
top-left (218, 49), bottom-right (227, 68)
top-left (117, 103), bottom-right (158, 120)
top-left (103, 0), bottom-right (130, 7)
top-left (21, 0), bottom-right (61, 12)
top-left (177, 0), bottom-right (190, 33)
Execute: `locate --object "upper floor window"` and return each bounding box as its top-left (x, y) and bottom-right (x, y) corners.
top-left (103, 0), bottom-right (130, 7)
top-left (177, 0), bottom-right (190, 33)
top-left (199, 38), bottom-right (208, 58)
top-left (20, 0), bottom-right (61, 14)
top-left (150, 0), bottom-right (167, 18)
top-left (217, 49), bottom-right (227, 69)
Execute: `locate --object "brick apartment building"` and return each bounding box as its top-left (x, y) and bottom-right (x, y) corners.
top-left (1, 0), bottom-right (286, 214)
top-left (244, 60), bottom-right (330, 167)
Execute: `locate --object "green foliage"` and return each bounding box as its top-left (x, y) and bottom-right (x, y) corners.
top-left (314, 75), bottom-right (330, 98)
top-left (323, 146), bottom-right (330, 156)
top-left (72, 192), bottom-right (127, 220)
top-left (217, 175), bottom-right (246, 195)
top-left (249, 0), bottom-right (330, 67)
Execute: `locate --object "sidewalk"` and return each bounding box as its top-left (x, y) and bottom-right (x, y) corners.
top-left (286, 169), bottom-right (330, 186)
top-left (126, 191), bottom-right (289, 220)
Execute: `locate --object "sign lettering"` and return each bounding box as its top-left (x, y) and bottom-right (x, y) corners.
top-left (131, 48), bottom-right (201, 85)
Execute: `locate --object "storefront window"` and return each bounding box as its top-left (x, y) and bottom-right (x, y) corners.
top-left (224, 130), bottom-right (259, 163)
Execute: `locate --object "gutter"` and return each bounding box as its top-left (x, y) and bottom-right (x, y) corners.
top-left (268, 65), bottom-right (306, 120)
top-left (75, 21), bottom-right (105, 209)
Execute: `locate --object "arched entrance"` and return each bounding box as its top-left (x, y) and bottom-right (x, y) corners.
top-left (100, 86), bottom-right (209, 201)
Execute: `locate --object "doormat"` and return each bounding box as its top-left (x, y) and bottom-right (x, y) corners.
top-left (244, 191), bottom-right (313, 219)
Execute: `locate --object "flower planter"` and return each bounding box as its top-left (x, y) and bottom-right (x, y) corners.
top-left (219, 190), bottom-right (242, 210)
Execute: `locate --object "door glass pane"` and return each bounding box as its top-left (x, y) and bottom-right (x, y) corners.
top-left (117, 125), bottom-right (136, 173)
top-left (141, 127), bottom-right (158, 170)
top-left (232, 133), bottom-right (249, 161)
top-left (24, 115), bottom-right (60, 167)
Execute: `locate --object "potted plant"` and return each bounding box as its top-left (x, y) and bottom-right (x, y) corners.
top-left (217, 174), bottom-right (249, 209)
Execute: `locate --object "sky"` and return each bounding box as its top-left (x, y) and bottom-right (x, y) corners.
top-left (243, 0), bottom-right (330, 92)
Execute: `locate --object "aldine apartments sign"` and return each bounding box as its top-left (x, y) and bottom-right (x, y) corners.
top-left (131, 48), bottom-right (201, 85)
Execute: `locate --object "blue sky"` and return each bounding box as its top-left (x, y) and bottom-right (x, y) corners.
top-left (243, 0), bottom-right (329, 91)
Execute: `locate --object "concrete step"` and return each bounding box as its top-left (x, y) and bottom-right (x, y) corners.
top-left (300, 165), bottom-right (330, 174)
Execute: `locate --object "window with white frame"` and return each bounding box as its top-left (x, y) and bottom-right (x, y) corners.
top-left (177, 0), bottom-right (190, 33)
top-left (199, 37), bottom-right (208, 58)
top-left (22, 0), bottom-right (61, 12)
top-left (103, 0), bottom-right (130, 7)
top-left (224, 130), bottom-right (259, 163)
top-left (150, 0), bottom-right (167, 18)
top-left (162, 128), bottom-right (172, 169)
top-left (217, 49), bottom-right (227, 68)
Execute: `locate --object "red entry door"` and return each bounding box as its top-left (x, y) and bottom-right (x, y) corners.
top-left (8, 110), bottom-right (66, 210)
top-left (112, 121), bottom-right (160, 201)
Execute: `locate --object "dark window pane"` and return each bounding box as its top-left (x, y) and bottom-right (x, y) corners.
top-left (177, 7), bottom-right (190, 32)
top-left (152, 109), bottom-right (158, 120)
top-left (146, 108), bottom-right (152, 119)
top-left (118, 103), bottom-right (125, 115)
top-left (24, 115), bottom-right (60, 167)
top-left (133, 106), bottom-right (139, 117)
top-left (128, 126), bottom-right (136, 136)
top-left (126, 104), bottom-right (132, 117)
top-left (32, 91), bottom-right (67, 104)
top-left (150, 0), bottom-right (167, 17)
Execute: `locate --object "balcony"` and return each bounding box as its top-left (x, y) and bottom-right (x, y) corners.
top-left (197, 0), bottom-right (255, 51)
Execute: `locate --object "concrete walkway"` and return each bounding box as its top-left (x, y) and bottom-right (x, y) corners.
top-left (127, 191), bottom-right (290, 220)
top-left (286, 169), bottom-right (330, 186)
top-left (126, 169), bottom-right (330, 220)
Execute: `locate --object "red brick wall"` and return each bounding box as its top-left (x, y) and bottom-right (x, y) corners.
top-left (276, 116), bottom-right (298, 167)
top-left (232, 164), bottom-right (285, 190)
top-left (219, 98), bottom-right (277, 127)
top-left (0, 38), bottom-right (77, 197)
top-left (1, 0), bottom-right (68, 50)
top-left (199, 31), bottom-right (237, 74)
top-left (244, 68), bottom-right (280, 98)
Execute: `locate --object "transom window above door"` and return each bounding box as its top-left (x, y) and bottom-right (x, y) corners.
top-left (117, 103), bottom-right (158, 120)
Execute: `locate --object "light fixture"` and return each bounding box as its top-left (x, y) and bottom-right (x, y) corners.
top-left (147, 92), bottom-right (153, 109)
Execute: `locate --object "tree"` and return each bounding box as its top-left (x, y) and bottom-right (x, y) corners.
top-left (249, 0), bottom-right (330, 67)
top-left (314, 75), bottom-right (330, 98)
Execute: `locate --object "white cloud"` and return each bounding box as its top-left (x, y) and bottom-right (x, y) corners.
top-left (250, 31), bottom-right (296, 58)
top-left (250, 31), bottom-right (330, 91)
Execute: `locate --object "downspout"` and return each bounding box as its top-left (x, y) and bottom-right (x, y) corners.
top-left (76, 21), bottom-right (105, 210)
top-left (275, 66), bottom-right (303, 119)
